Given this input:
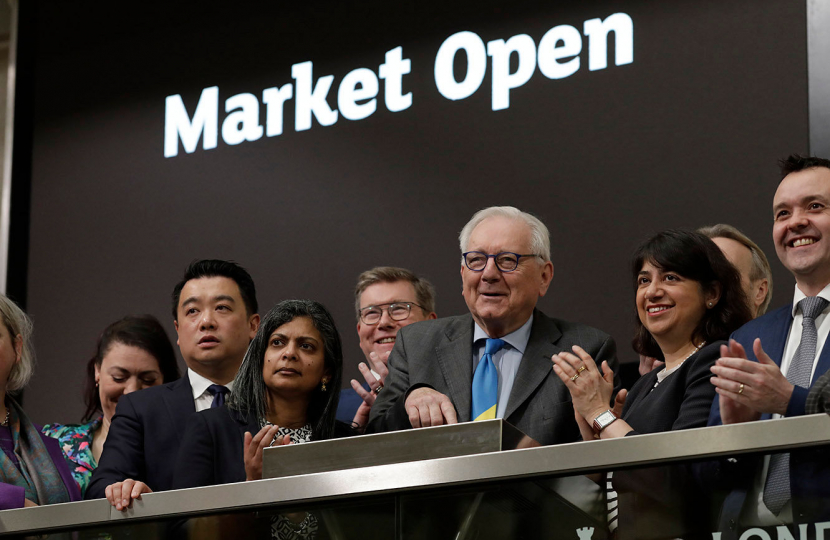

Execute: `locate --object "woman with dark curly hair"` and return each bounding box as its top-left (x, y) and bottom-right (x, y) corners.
top-left (551, 229), bottom-right (753, 538)
top-left (173, 299), bottom-right (353, 490)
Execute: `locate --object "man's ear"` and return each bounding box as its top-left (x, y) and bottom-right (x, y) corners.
top-left (754, 279), bottom-right (769, 313)
top-left (426, 312), bottom-right (437, 320)
top-left (538, 261), bottom-right (554, 297)
top-left (174, 319), bottom-right (180, 346)
top-left (249, 314), bottom-right (261, 339)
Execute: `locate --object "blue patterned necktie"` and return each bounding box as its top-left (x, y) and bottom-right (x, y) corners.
top-left (764, 295), bottom-right (829, 514)
top-left (472, 338), bottom-right (505, 421)
top-left (208, 384), bottom-right (229, 408)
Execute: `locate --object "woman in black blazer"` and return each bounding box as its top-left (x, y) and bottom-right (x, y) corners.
top-left (173, 299), bottom-right (354, 490)
top-left (552, 230), bottom-right (753, 539)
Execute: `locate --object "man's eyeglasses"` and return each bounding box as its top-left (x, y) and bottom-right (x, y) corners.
top-left (359, 302), bottom-right (424, 325)
top-left (462, 251), bottom-right (541, 272)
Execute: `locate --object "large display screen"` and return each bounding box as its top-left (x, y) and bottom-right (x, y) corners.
top-left (15, 0), bottom-right (808, 423)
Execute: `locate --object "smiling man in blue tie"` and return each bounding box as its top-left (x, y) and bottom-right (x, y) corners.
top-left (368, 206), bottom-right (619, 445)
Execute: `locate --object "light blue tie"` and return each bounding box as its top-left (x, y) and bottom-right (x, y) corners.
top-left (472, 338), bottom-right (505, 421)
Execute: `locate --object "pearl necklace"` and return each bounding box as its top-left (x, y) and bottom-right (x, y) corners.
top-left (653, 342), bottom-right (705, 389)
top-left (676, 341), bottom-right (706, 365)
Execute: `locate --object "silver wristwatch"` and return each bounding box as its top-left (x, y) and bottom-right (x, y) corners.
top-left (592, 410), bottom-right (617, 434)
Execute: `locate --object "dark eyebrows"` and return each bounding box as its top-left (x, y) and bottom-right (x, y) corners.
top-left (268, 331), bottom-right (320, 345)
top-left (774, 195), bottom-right (830, 213)
top-left (108, 366), bottom-right (160, 375)
top-left (180, 295), bottom-right (237, 308)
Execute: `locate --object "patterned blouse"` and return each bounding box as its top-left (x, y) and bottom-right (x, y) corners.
top-left (42, 416), bottom-right (102, 497)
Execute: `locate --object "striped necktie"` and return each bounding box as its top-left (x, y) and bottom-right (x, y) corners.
top-left (764, 295), bottom-right (829, 514)
top-left (472, 338), bottom-right (505, 421)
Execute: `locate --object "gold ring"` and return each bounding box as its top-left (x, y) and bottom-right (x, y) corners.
top-left (577, 365), bottom-right (587, 374)
top-left (571, 374), bottom-right (580, 382)
top-left (738, 383), bottom-right (744, 395)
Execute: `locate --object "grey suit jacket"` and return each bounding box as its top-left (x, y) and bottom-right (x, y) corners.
top-left (367, 309), bottom-right (619, 445)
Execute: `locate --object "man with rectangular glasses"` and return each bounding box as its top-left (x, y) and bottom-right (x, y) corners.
top-left (368, 206), bottom-right (619, 445)
top-left (337, 267), bottom-right (437, 430)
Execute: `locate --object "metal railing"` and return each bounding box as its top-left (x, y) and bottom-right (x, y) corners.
top-left (1, 414), bottom-right (829, 535)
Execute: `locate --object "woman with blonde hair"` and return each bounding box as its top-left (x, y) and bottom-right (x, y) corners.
top-left (0, 294), bottom-right (80, 509)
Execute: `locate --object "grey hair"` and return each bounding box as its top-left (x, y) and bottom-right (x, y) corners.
top-left (458, 206), bottom-right (551, 262)
top-left (698, 223), bottom-right (773, 315)
top-left (353, 266), bottom-right (436, 321)
top-left (0, 295), bottom-right (35, 393)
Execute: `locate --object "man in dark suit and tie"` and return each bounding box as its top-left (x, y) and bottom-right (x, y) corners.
top-left (368, 206), bottom-right (618, 445)
top-left (86, 259), bottom-right (260, 508)
top-left (709, 154), bottom-right (830, 528)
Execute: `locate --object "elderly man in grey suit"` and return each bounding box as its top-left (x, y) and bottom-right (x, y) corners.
top-left (368, 206), bottom-right (619, 445)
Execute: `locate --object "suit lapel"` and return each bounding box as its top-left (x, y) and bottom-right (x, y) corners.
top-left (758, 306), bottom-right (793, 421)
top-left (164, 376), bottom-right (197, 442)
top-left (504, 311), bottom-right (562, 420)
top-left (620, 371), bottom-right (659, 420)
top-left (435, 316), bottom-right (474, 422)
top-left (814, 320), bottom-right (830, 382)
top-left (763, 306), bottom-right (794, 366)
top-left (231, 408), bottom-right (259, 439)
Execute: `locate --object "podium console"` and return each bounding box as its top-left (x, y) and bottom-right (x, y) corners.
top-left (263, 419), bottom-right (539, 479)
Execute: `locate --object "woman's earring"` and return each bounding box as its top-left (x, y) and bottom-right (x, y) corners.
top-left (708, 302), bottom-right (714, 308)
top-left (321, 379), bottom-right (328, 392)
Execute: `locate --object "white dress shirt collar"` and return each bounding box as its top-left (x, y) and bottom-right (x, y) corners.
top-left (188, 368), bottom-right (235, 401)
top-left (791, 281), bottom-right (830, 317)
top-left (472, 314), bottom-right (534, 354)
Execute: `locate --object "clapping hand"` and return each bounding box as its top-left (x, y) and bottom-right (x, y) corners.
top-left (710, 338), bottom-right (792, 423)
top-left (351, 351), bottom-right (389, 431)
top-left (552, 345), bottom-right (615, 423)
top-left (244, 424), bottom-right (291, 481)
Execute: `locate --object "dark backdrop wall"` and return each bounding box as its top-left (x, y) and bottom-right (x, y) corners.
top-left (13, 0), bottom-right (808, 424)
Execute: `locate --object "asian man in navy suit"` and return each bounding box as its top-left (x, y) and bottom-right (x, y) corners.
top-left (709, 155), bottom-right (830, 528)
top-left (86, 259), bottom-right (260, 509)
